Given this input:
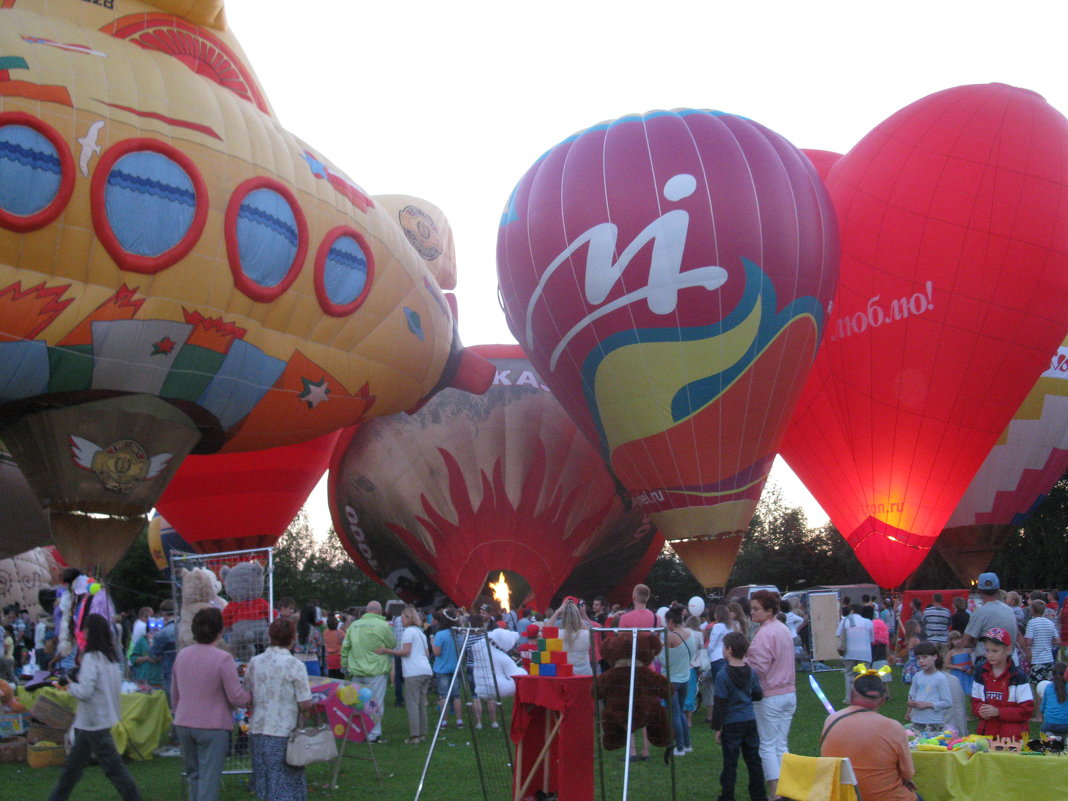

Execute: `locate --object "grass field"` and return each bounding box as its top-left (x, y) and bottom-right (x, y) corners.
top-left (0, 668), bottom-right (1029, 801)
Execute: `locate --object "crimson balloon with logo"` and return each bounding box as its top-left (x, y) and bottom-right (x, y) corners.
top-left (155, 430), bottom-right (340, 553)
top-left (329, 345), bottom-right (644, 607)
top-left (781, 84), bottom-right (1068, 588)
top-left (496, 109), bottom-right (838, 588)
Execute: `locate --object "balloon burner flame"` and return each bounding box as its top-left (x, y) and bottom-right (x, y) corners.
top-left (490, 571), bottom-right (511, 613)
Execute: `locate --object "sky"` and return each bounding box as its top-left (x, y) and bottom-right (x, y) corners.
top-left (222, 0), bottom-right (1068, 538)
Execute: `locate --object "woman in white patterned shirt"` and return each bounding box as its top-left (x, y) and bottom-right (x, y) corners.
top-left (245, 618), bottom-right (316, 801)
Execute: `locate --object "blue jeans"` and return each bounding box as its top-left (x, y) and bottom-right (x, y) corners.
top-left (671, 681), bottom-right (690, 750)
top-left (435, 671), bottom-right (459, 700)
top-left (718, 719), bottom-right (765, 801)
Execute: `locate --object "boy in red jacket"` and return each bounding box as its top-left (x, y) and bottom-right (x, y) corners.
top-left (970, 627), bottom-right (1034, 741)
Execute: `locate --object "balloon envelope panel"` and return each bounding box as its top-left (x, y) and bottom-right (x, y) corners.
top-left (936, 336), bottom-right (1068, 582)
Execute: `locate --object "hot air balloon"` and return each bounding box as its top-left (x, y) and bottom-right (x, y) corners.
top-left (155, 429), bottom-right (340, 553)
top-left (146, 514), bottom-right (193, 579)
top-left (0, 448), bottom-right (51, 558)
top-left (0, 1), bottom-right (491, 571)
top-left (553, 510), bottom-right (663, 605)
top-left (936, 336), bottom-right (1068, 583)
top-left (781, 84), bottom-right (1068, 588)
top-left (802, 149), bottom-right (842, 181)
top-left (330, 345), bottom-right (644, 607)
top-left (0, 546), bottom-right (65, 619)
top-left (496, 109), bottom-right (838, 588)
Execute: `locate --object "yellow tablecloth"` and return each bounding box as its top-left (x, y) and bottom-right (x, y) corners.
top-left (16, 686), bottom-right (171, 761)
top-left (913, 749), bottom-right (1068, 801)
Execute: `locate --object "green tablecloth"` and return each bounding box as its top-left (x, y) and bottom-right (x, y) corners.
top-left (16, 686), bottom-right (171, 761)
top-left (913, 749), bottom-right (1068, 801)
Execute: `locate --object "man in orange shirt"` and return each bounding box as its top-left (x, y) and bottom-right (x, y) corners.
top-left (820, 673), bottom-right (922, 801)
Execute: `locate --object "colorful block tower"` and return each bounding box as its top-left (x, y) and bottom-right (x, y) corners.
top-left (527, 626), bottom-right (574, 677)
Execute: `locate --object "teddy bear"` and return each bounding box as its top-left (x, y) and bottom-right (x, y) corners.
top-left (220, 561), bottom-right (270, 662)
top-left (596, 631), bottom-right (671, 751)
top-left (178, 567), bottom-right (223, 649)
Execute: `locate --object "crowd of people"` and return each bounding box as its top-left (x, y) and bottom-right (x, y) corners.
top-left (6, 570), bottom-right (1068, 801)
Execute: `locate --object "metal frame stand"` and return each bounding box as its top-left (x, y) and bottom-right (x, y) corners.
top-left (328, 704), bottom-right (380, 787)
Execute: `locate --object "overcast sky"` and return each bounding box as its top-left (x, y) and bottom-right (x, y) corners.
top-left (223, 0), bottom-right (1068, 536)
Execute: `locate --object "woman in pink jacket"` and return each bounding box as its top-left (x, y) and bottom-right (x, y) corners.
top-left (172, 607), bottom-right (251, 801)
top-left (746, 590), bottom-right (796, 800)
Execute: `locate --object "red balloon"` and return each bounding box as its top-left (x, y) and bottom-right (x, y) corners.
top-left (155, 430), bottom-right (340, 553)
top-left (497, 109), bottom-right (838, 588)
top-left (329, 344), bottom-right (642, 607)
top-left (802, 149), bottom-right (842, 181)
top-left (781, 84), bottom-right (1068, 588)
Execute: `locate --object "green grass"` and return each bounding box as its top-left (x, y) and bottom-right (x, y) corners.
top-left (0, 669), bottom-right (1030, 800)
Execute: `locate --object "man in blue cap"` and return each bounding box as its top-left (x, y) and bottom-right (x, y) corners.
top-left (960, 572), bottom-right (1018, 662)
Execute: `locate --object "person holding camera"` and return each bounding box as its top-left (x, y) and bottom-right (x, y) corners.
top-left (547, 597), bottom-right (593, 676)
top-left (47, 613), bottom-right (143, 801)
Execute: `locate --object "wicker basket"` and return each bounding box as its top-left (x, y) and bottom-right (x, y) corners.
top-left (28, 722), bottom-right (68, 744)
top-left (30, 696), bottom-right (75, 730)
top-left (28, 742), bottom-right (66, 769)
top-left (0, 737), bottom-right (27, 764)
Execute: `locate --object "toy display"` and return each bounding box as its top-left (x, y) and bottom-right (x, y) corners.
top-left (527, 626), bottom-right (573, 678)
top-left (596, 632), bottom-right (671, 751)
top-left (177, 566), bottom-right (224, 649)
top-left (220, 561), bottom-right (268, 661)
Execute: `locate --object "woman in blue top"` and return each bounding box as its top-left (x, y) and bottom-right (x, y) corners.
top-left (1040, 662), bottom-right (1068, 737)
top-left (665, 606), bottom-right (698, 757)
top-left (432, 608), bottom-right (463, 729)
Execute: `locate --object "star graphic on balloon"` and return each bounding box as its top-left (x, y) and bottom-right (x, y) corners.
top-left (298, 377), bottom-right (331, 409)
top-left (151, 336), bottom-right (176, 356)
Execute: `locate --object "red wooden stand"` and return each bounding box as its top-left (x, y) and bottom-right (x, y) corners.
top-left (510, 674), bottom-right (594, 801)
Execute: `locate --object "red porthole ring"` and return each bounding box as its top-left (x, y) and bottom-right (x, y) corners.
top-left (314, 226), bottom-right (376, 317)
top-left (90, 138), bottom-right (208, 274)
top-left (225, 177), bottom-right (309, 303)
top-left (0, 111), bottom-right (75, 232)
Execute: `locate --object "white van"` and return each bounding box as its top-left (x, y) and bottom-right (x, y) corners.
top-left (723, 584), bottom-right (781, 607)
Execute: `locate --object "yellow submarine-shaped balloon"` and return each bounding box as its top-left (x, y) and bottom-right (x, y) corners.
top-left (0, 0), bottom-right (492, 566)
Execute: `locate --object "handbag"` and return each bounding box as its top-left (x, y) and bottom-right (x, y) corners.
top-left (837, 615), bottom-right (854, 657)
top-left (285, 710), bottom-right (337, 767)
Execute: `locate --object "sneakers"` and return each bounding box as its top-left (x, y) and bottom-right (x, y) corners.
top-left (367, 735), bottom-right (387, 744)
top-left (456, 719), bottom-right (464, 728)
top-left (490, 722), bottom-right (500, 729)
top-left (683, 746), bottom-right (693, 754)
top-left (474, 723), bottom-right (483, 730)
top-left (154, 746), bottom-right (182, 758)
top-left (672, 747), bottom-right (686, 757)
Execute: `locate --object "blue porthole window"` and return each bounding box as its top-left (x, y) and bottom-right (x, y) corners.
top-left (91, 138), bottom-right (206, 273)
top-left (226, 178), bottom-right (307, 301)
top-left (0, 112), bottom-right (74, 231)
top-left (314, 226), bottom-right (375, 316)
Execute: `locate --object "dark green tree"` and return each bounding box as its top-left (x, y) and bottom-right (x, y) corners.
top-left (107, 525), bottom-right (171, 612)
top-left (272, 510), bottom-right (389, 611)
top-left (989, 475), bottom-right (1068, 589)
top-left (728, 485), bottom-right (870, 590)
top-left (644, 546), bottom-right (704, 607)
